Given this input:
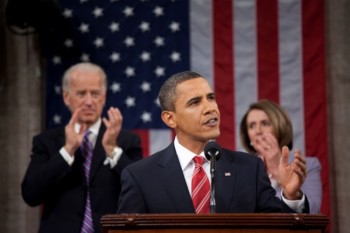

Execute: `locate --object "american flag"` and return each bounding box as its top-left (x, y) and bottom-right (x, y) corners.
top-left (43, 0), bottom-right (330, 220)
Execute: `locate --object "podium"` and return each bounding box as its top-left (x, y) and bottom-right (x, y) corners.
top-left (100, 213), bottom-right (329, 233)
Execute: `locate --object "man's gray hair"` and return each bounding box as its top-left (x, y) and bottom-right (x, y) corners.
top-left (62, 62), bottom-right (108, 93)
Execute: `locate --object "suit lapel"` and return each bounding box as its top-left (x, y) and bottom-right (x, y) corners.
top-left (215, 151), bottom-right (237, 212)
top-left (156, 144), bottom-right (195, 213)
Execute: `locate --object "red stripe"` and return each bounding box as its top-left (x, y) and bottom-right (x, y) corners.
top-left (213, 0), bottom-right (235, 150)
top-left (302, 0), bottom-right (330, 220)
top-left (256, 0), bottom-right (280, 102)
top-left (171, 130), bottom-right (176, 140)
top-left (132, 129), bottom-right (149, 158)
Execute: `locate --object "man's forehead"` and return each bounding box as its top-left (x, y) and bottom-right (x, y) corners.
top-left (177, 78), bottom-right (211, 90)
top-left (67, 81), bottom-right (104, 91)
top-left (176, 86), bottom-right (213, 101)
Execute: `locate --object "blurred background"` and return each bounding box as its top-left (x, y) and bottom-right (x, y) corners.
top-left (0, 0), bottom-right (349, 232)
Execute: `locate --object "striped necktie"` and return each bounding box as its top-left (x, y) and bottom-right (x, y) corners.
top-left (80, 131), bottom-right (94, 233)
top-left (191, 156), bottom-right (210, 214)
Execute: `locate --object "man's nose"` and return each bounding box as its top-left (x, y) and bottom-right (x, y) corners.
top-left (203, 100), bottom-right (215, 113)
top-left (84, 93), bottom-right (93, 104)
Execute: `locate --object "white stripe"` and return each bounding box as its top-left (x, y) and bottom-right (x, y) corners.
top-left (192, 174), bottom-right (207, 196)
top-left (278, 0), bottom-right (305, 155)
top-left (233, 0), bottom-right (258, 151)
top-left (196, 192), bottom-right (210, 213)
top-left (150, 129), bottom-right (172, 155)
top-left (190, 0), bottom-right (214, 87)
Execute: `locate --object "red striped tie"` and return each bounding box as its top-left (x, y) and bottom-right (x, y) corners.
top-left (191, 156), bottom-right (210, 214)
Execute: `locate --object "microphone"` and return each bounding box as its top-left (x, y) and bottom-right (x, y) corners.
top-left (204, 140), bottom-right (221, 161)
top-left (204, 140), bottom-right (222, 213)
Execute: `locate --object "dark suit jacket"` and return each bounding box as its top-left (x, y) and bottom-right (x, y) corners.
top-left (22, 124), bottom-right (142, 233)
top-left (117, 143), bottom-right (309, 214)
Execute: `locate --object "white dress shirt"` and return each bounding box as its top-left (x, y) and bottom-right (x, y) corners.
top-left (174, 137), bottom-right (211, 197)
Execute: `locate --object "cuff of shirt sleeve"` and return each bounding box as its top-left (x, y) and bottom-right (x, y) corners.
top-left (281, 190), bottom-right (305, 213)
top-left (270, 177), bottom-right (279, 189)
top-left (60, 147), bottom-right (75, 166)
top-left (103, 147), bottom-right (123, 168)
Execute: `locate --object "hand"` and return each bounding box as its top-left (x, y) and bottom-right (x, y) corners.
top-left (253, 133), bottom-right (281, 180)
top-left (64, 108), bottom-right (87, 155)
top-left (102, 107), bottom-right (123, 157)
top-left (279, 146), bottom-right (307, 200)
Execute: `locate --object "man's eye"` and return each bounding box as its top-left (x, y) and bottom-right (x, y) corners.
top-left (92, 91), bottom-right (101, 97)
top-left (190, 100), bottom-right (199, 105)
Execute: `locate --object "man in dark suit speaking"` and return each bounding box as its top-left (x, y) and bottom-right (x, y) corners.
top-left (117, 71), bottom-right (308, 214)
top-left (22, 62), bottom-right (143, 233)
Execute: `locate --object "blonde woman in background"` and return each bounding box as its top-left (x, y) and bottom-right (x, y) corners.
top-left (240, 99), bottom-right (322, 214)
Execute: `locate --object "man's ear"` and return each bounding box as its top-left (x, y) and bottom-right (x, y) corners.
top-left (63, 91), bottom-right (70, 106)
top-left (161, 111), bottom-right (176, 129)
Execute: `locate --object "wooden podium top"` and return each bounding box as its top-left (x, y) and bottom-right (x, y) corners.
top-left (101, 213), bottom-right (329, 233)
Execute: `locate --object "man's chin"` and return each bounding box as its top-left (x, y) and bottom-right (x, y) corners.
top-left (211, 128), bottom-right (220, 137)
top-left (205, 131), bottom-right (220, 141)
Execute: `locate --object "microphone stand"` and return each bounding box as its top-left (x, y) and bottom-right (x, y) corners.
top-left (209, 152), bottom-right (216, 213)
top-left (204, 140), bottom-right (221, 214)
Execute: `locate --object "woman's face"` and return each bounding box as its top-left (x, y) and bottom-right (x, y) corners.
top-left (246, 109), bottom-right (274, 145)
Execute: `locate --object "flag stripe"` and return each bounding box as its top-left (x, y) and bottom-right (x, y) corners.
top-left (150, 129), bottom-right (173, 155)
top-left (132, 129), bottom-right (150, 158)
top-left (233, 0), bottom-right (258, 151)
top-left (301, 0), bottom-right (330, 217)
top-left (190, 0), bottom-right (213, 87)
top-left (278, 0), bottom-right (305, 153)
top-left (257, 0), bottom-right (280, 102)
top-left (213, 0), bottom-right (235, 150)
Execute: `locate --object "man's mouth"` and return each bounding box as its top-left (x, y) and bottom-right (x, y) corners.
top-left (81, 109), bottom-right (95, 115)
top-left (203, 118), bottom-right (218, 126)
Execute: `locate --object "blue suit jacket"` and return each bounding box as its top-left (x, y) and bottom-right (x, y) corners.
top-left (22, 124), bottom-right (142, 233)
top-left (117, 143), bottom-right (309, 214)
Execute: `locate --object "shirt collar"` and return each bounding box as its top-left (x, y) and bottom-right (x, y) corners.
top-left (74, 118), bottom-right (101, 137)
top-left (174, 137), bottom-right (206, 171)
